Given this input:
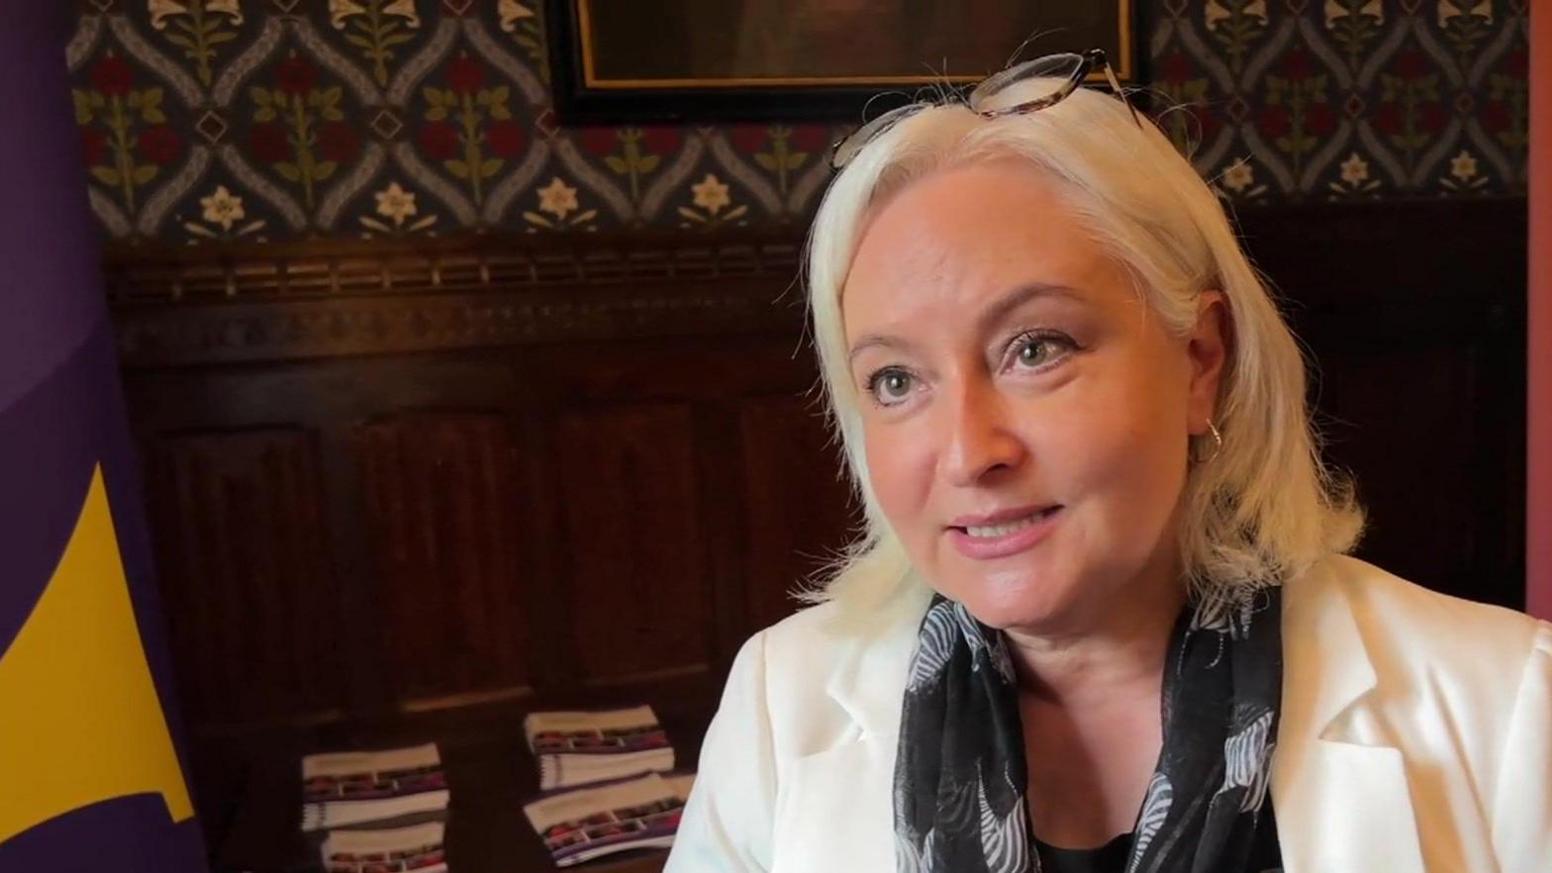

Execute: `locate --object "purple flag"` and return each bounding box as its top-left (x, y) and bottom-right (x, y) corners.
top-left (0, 4), bottom-right (207, 871)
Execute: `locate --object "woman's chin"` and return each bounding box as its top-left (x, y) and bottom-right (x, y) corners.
top-left (944, 571), bottom-right (1078, 633)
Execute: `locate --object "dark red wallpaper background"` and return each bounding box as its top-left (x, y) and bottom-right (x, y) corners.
top-left (68, 0), bottom-right (1529, 243)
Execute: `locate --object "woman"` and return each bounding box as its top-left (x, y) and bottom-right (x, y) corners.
top-left (665, 52), bottom-right (1550, 873)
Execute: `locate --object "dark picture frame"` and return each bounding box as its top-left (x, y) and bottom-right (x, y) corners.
top-left (546, 0), bottom-right (1142, 123)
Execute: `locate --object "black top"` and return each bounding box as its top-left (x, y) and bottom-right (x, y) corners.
top-left (1033, 805), bottom-right (1283, 873)
top-left (1034, 831), bottom-right (1133, 873)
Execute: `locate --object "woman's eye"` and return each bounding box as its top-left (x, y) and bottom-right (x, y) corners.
top-left (1010, 332), bottom-right (1074, 370)
top-left (866, 368), bottom-right (915, 405)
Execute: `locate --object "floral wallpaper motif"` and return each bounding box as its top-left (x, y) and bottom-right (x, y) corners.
top-left (68, 0), bottom-right (1529, 244)
top-left (1155, 0), bottom-right (1527, 203)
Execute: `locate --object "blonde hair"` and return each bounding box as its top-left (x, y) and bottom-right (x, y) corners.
top-left (802, 81), bottom-right (1364, 616)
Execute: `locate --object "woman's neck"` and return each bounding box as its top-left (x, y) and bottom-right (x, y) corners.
top-left (1007, 561), bottom-right (1186, 846)
top-left (1002, 562), bottom-right (1185, 708)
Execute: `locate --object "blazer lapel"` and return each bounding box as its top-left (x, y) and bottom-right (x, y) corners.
top-left (822, 579), bottom-right (935, 746)
top-left (764, 581), bottom-right (931, 873)
top-left (1273, 561), bottom-right (1425, 873)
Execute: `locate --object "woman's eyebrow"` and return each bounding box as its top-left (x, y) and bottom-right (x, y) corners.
top-left (846, 283), bottom-right (1081, 365)
top-left (847, 334), bottom-right (916, 366)
top-left (975, 282), bottom-right (1083, 336)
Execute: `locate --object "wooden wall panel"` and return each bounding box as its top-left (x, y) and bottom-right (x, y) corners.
top-left (1255, 202), bottom-right (1527, 610)
top-left (1315, 345), bottom-right (1479, 582)
top-left (551, 403), bottom-right (713, 685)
top-left (144, 428), bottom-right (345, 727)
top-left (738, 394), bottom-right (857, 632)
top-left (354, 413), bottom-right (532, 709)
top-left (1291, 294), bottom-right (1525, 609)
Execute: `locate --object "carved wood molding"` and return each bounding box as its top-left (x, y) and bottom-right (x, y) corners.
top-left (107, 233), bottom-right (808, 366)
top-left (104, 233), bottom-right (804, 301)
top-left (104, 200), bottom-right (1527, 367)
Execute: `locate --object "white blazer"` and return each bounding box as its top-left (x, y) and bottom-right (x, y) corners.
top-left (665, 555), bottom-right (1551, 873)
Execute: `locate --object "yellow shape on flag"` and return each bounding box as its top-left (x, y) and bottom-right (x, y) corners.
top-left (0, 464), bottom-right (193, 845)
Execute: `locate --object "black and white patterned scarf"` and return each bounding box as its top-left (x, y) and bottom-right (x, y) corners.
top-left (893, 587), bottom-right (1282, 873)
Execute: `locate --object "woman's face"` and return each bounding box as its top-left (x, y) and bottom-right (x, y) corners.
top-left (842, 160), bottom-right (1226, 636)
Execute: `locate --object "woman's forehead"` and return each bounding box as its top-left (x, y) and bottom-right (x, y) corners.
top-left (849, 165), bottom-right (1102, 286)
top-left (842, 163), bottom-right (1125, 329)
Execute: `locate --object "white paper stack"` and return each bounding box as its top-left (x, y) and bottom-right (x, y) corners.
top-left (523, 706), bottom-right (675, 791)
top-left (522, 772), bottom-right (692, 868)
top-left (320, 820), bottom-right (448, 873)
top-left (301, 743), bottom-right (451, 832)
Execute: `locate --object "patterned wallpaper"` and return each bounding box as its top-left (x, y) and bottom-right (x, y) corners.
top-left (68, 1), bottom-right (1529, 244)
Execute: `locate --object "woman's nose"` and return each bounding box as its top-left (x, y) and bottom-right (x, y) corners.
top-left (939, 378), bottom-right (1027, 487)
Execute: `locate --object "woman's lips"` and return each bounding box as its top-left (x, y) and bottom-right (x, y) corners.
top-left (947, 506), bottom-right (1062, 560)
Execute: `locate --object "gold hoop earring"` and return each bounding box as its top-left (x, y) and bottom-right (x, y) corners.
top-left (1192, 420), bottom-right (1223, 465)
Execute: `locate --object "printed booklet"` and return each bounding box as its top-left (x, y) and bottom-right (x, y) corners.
top-left (302, 743), bottom-right (451, 832)
top-left (523, 706), bottom-right (674, 791)
top-left (522, 772), bottom-right (694, 868)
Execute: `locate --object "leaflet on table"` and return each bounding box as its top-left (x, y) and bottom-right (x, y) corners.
top-left (524, 705), bottom-right (675, 790)
top-left (302, 743), bottom-right (450, 832)
top-left (320, 820), bottom-right (448, 873)
top-left (522, 772), bottom-right (687, 867)
top-left (523, 705), bottom-right (672, 753)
